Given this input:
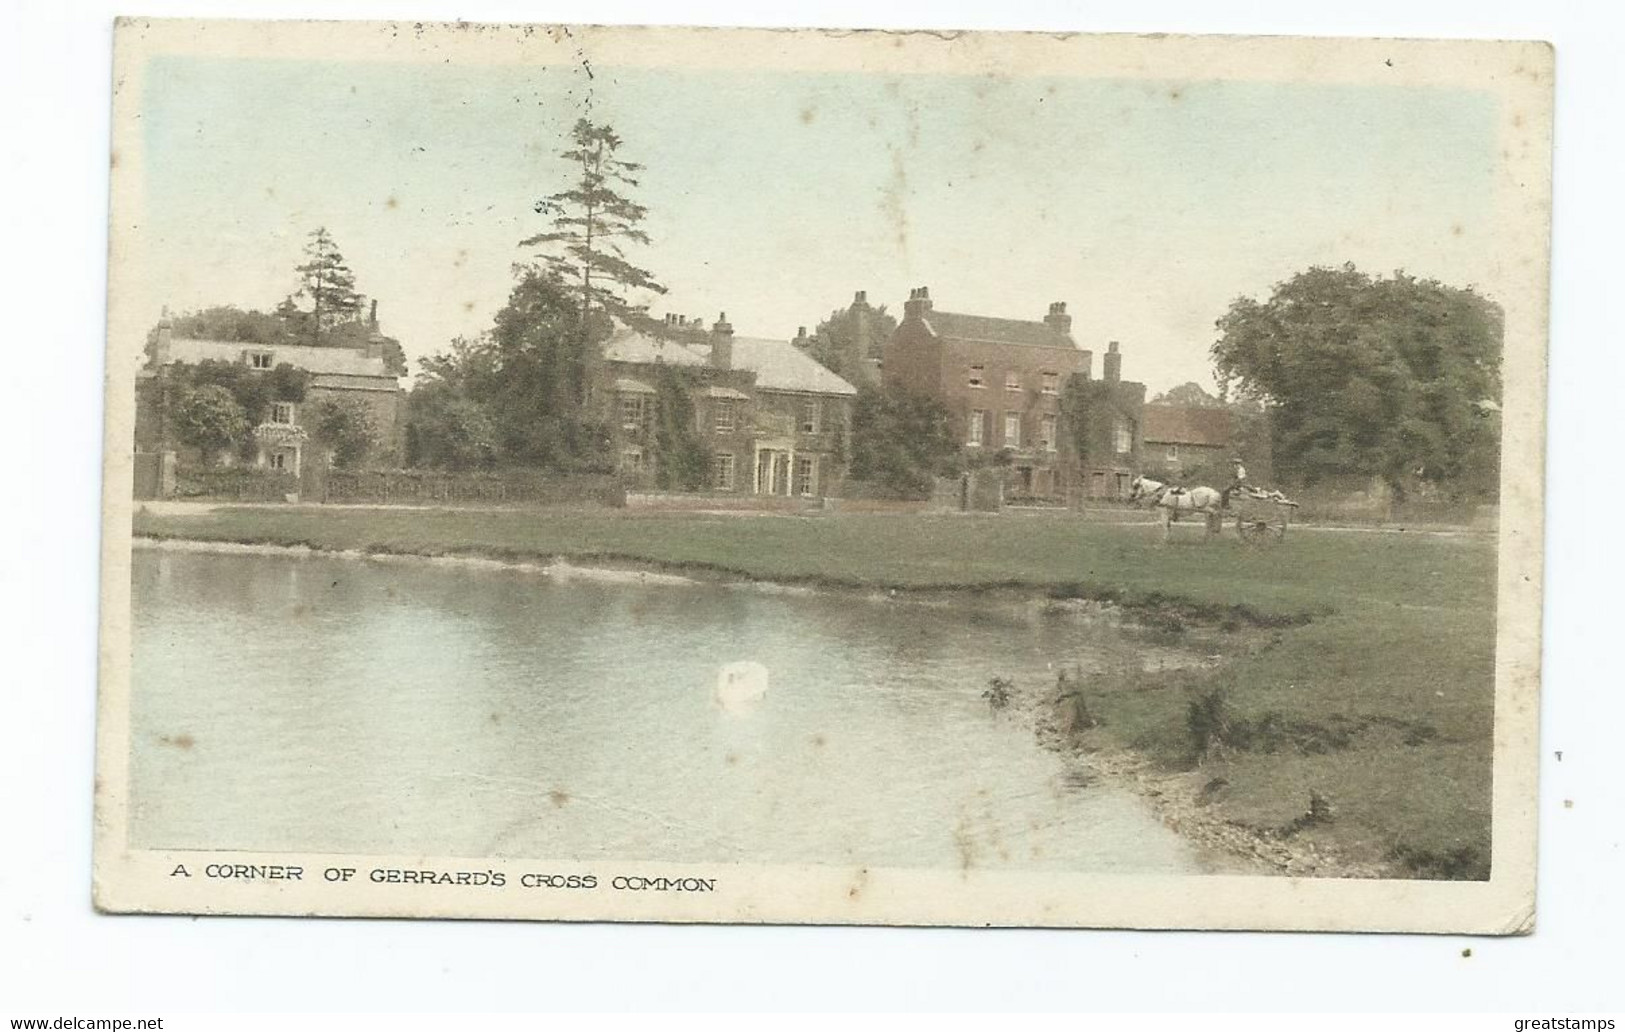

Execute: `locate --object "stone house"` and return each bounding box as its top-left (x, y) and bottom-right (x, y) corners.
top-left (882, 287), bottom-right (1145, 500)
top-left (599, 314), bottom-right (858, 497)
top-left (135, 320), bottom-right (406, 486)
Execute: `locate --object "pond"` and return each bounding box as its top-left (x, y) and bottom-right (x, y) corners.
top-left (130, 547), bottom-right (1223, 874)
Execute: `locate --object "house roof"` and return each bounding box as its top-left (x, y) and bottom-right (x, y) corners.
top-left (165, 337), bottom-right (397, 379)
top-left (730, 337), bottom-right (857, 396)
top-left (1142, 404), bottom-right (1234, 447)
top-left (922, 311), bottom-right (1079, 350)
top-left (603, 327), bottom-right (858, 397)
top-left (601, 328), bottom-right (709, 368)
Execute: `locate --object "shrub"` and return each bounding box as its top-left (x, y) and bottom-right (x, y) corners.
top-left (982, 677), bottom-right (1013, 711)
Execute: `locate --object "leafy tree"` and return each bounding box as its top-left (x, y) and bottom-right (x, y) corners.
top-left (521, 119), bottom-right (666, 337)
top-left (848, 383), bottom-right (959, 497)
top-left (405, 381), bottom-right (498, 471)
top-left (308, 397), bottom-right (380, 470)
top-left (1150, 381), bottom-right (1225, 408)
top-left (805, 301), bottom-right (898, 382)
top-left (408, 271), bottom-right (610, 472)
top-left (293, 227), bottom-right (365, 344)
top-left (1211, 264), bottom-right (1503, 496)
top-left (1060, 377), bottom-right (1131, 470)
top-left (171, 384), bottom-right (249, 464)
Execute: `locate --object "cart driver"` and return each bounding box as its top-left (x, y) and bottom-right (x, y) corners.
top-left (1224, 457), bottom-right (1249, 507)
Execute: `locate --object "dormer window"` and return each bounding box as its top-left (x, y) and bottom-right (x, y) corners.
top-left (249, 351), bottom-right (274, 370)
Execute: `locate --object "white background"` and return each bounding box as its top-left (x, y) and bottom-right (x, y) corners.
top-left (1, 0), bottom-right (1620, 1014)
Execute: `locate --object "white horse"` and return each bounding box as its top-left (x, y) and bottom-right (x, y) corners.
top-left (1128, 475), bottom-right (1225, 542)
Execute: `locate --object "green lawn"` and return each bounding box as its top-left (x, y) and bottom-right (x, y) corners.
top-left (132, 504), bottom-right (1499, 877)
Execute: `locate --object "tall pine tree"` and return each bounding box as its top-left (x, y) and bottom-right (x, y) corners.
top-left (293, 227), bottom-right (364, 345)
top-left (521, 119), bottom-right (666, 339)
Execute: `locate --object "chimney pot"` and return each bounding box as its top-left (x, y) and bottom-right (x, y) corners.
top-left (854, 290), bottom-right (867, 304)
top-left (1044, 300), bottom-right (1073, 336)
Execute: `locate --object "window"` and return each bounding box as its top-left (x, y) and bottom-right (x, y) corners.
top-left (794, 456), bottom-right (816, 497)
top-left (714, 399), bottom-right (736, 432)
top-left (249, 351), bottom-right (274, 369)
top-left (1041, 414), bottom-right (1057, 452)
top-left (620, 394), bottom-right (646, 431)
top-left (1006, 370), bottom-right (1022, 391)
top-left (799, 398), bottom-right (820, 434)
top-left (1041, 372), bottom-right (1059, 395)
top-left (968, 409), bottom-right (986, 446)
top-left (713, 453), bottom-right (736, 491)
top-left (1166, 444), bottom-right (1179, 461)
top-left (1113, 415), bottom-right (1133, 454)
top-left (968, 365), bottom-right (985, 388)
top-left (270, 402), bottom-right (295, 425)
top-left (1004, 412), bottom-right (1022, 448)
top-left (620, 447), bottom-right (644, 473)
top-left (268, 452), bottom-right (287, 470)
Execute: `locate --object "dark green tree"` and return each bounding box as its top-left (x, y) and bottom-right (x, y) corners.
top-left (1150, 382), bottom-right (1225, 408)
top-left (309, 397), bottom-right (381, 470)
top-left (847, 383), bottom-right (959, 497)
top-left (405, 380), bottom-right (498, 471)
top-left (293, 227), bottom-right (365, 344)
top-left (171, 384), bottom-right (249, 464)
top-left (1212, 264), bottom-right (1503, 496)
top-left (521, 119), bottom-right (666, 338)
top-left (409, 272), bottom-right (609, 471)
top-left (805, 300), bottom-right (898, 382)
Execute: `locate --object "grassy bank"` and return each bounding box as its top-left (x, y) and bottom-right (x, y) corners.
top-left (132, 504), bottom-right (1498, 878)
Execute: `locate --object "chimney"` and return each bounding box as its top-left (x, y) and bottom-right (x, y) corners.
top-left (793, 326), bottom-right (811, 349)
top-left (1104, 341), bottom-right (1122, 383)
top-left (852, 292), bottom-right (872, 367)
top-left (1044, 301), bottom-right (1072, 336)
top-left (153, 320), bottom-right (173, 366)
top-left (710, 312), bottom-right (734, 370)
top-left (369, 299), bottom-right (379, 330)
top-left (903, 286), bottom-right (933, 320)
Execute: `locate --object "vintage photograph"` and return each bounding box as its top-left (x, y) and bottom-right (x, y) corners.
top-left (95, 19), bottom-right (1551, 930)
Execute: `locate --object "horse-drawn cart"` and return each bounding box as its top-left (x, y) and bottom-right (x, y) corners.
top-left (1227, 487), bottom-right (1300, 544)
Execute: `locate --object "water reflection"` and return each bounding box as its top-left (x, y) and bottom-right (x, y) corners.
top-left (131, 549), bottom-right (1214, 873)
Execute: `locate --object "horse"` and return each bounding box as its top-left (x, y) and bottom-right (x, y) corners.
top-left (1128, 475), bottom-right (1225, 542)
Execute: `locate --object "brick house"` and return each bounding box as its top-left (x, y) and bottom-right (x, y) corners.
top-left (135, 320), bottom-right (406, 482)
top-left (599, 313), bottom-right (858, 497)
top-left (1142, 404), bottom-right (1234, 478)
top-left (882, 286), bottom-right (1146, 500)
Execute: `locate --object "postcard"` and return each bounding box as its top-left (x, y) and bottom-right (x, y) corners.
top-left (96, 18), bottom-right (1552, 931)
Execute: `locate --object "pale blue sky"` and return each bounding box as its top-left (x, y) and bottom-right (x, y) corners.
top-left (137, 54), bottom-right (1497, 392)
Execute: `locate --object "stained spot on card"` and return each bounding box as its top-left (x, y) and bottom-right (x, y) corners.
top-left (549, 790), bottom-right (570, 808)
top-left (160, 733), bottom-right (195, 750)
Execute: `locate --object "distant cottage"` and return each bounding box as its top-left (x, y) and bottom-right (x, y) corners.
top-left (1142, 404), bottom-right (1235, 476)
top-left (599, 314), bottom-right (858, 497)
top-left (134, 312), bottom-right (405, 497)
top-left (883, 287), bottom-right (1146, 500)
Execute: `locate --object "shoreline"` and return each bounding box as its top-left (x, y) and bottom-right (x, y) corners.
top-left (131, 533), bottom-right (1384, 879)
